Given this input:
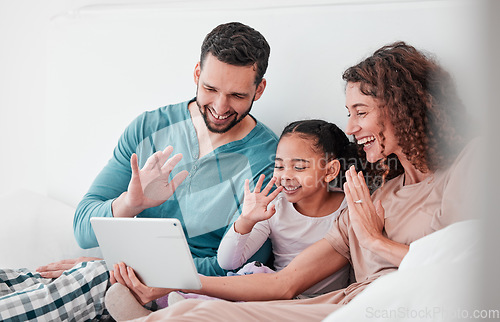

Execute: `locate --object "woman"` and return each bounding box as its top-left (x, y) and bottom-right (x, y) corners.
top-left (107, 41), bottom-right (476, 321)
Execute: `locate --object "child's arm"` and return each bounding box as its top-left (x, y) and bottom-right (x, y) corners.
top-left (217, 175), bottom-right (282, 270)
top-left (217, 220), bottom-right (271, 270)
top-left (113, 238), bottom-right (349, 304)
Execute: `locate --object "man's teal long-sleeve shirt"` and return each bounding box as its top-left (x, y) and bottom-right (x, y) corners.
top-left (73, 99), bottom-right (278, 276)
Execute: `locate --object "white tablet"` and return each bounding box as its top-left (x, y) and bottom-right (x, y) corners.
top-left (90, 217), bottom-right (201, 290)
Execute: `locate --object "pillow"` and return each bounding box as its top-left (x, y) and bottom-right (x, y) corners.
top-left (0, 189), bottom-right (101, 270)
top-left (324, 220), bottom-right (482, 321)
top-left (399, 219), bottom-right (481, 270)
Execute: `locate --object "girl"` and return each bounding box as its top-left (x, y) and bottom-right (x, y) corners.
top-left (217, 119), bottom-right (358, 297)
top-left (105, 120), bottom-right (359, 320)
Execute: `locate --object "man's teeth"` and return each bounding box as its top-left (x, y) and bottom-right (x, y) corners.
top-left (210, 109), bottom-right (230, 120)
top-left (357, 136), bottom-right (375, 145)
top-left (284, 186), bottom-right (299, 191)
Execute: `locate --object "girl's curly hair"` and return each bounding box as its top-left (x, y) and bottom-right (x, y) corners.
top-left (342, 41), bottom-right (471, 185)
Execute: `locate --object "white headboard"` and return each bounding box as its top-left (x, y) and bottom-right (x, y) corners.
top-left (45, 0), bottom-right (482, 206)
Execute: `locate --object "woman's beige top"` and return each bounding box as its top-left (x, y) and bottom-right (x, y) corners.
top-left (323, 139), bottom-right (479, 304)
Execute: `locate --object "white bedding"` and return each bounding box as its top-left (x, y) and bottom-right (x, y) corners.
top-left (324, 220), bottom-right (482, 321)
top-left (0, 189), bottom-right (101, 271)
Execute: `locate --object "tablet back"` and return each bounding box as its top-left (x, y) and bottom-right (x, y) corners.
top-left (91, 217), bottom-right (201, 289)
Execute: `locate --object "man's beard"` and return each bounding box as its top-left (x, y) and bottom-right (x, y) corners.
top-left (195, 97), bottom-right (254, 134)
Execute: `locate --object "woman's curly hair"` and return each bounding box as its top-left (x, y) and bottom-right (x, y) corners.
top-left (342, 41), bottom-right (471, 185)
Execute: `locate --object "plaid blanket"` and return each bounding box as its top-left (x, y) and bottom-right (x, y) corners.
top-left (0, 260), bottom-right (110, 321)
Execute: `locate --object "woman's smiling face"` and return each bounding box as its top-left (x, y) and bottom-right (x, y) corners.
top-left (344, 82), bottom-right (400, 163)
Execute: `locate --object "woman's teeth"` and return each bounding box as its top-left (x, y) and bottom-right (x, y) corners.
top-left (357, 136), bottom-right (376, 146)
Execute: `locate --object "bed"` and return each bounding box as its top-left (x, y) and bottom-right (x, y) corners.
top-left (0, 1), bottom-right (490, 320)
top-left (0, 189), bottom-right (482, 321)
top-left (325, 219), bottom-right (483, 321)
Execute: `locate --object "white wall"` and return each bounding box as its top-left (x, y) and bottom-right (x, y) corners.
top-left (0, 0), bottom-right (485, 205)
top-left (44, 0), bottom-right (484, 206)
top-left (0, 1), bottom-right (65, 197)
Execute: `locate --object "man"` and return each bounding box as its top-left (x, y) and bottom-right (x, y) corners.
top-left (72, 21), bottom-right (277, 277)
top-left (0, 22), bottom-right (277, 321)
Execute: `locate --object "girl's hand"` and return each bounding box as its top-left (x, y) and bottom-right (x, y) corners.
top-left (110, 262), bottom-right (173, 305)
top-left (234, 174), bottom-right (283, 234)
top-left (344, 165), bottom-right (385, 250)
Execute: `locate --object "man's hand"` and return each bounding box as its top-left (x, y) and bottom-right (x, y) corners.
top-left (36, 257), bottom-right (102, 279)
top-left (113, 146), bottom-right (189, 218)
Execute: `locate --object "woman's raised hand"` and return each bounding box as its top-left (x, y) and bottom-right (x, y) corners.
top-left (344, 165), bottom-right (410, 266)
top-left (234, 174), bottom-right (283, 234)
top-left (344, 165), bottom-right (385, 250)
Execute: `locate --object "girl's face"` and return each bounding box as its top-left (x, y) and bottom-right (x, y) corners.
top-left (344, 82), bottom-right (399, 163)
top-left (273, 133), bottom-right (336, 204)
